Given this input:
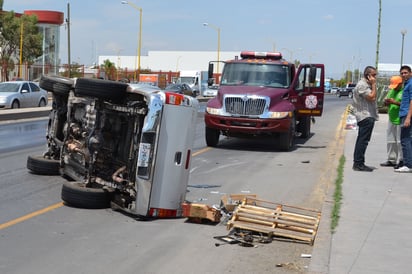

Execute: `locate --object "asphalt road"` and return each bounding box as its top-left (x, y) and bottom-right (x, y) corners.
top-left (0, 95), bottom-right (350, 274)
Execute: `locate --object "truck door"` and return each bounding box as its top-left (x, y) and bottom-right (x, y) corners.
top-left (291, 64), bottom-right (325, 116)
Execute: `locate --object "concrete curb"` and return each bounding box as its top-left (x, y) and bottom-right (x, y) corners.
top-left (0, 106), bottom-right (51, 122)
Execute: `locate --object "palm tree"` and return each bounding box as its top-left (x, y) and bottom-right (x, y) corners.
top-left (102, 59), bottom-right (116, 80)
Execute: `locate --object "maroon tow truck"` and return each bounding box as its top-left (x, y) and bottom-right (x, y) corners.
top-left (204, 51), bottom-right (325, 150)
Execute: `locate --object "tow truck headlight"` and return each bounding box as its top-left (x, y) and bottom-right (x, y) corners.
top-left (206, 107), bottom-right (224, 115)
top-left (268, 111), bottom-right (291, 119)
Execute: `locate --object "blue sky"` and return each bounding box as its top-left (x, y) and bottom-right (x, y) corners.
top-left (4, 0), bottom-right (412, 79)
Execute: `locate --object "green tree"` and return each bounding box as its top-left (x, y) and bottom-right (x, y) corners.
top-left (101, 59), bottom-right (116, 80)
top-left (0, 11), bottom-right (42, 81)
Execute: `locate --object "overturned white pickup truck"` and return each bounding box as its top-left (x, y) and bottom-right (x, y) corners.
top-left (27, 76), bottom-right (198, 218)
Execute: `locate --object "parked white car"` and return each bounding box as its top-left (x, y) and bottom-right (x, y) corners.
top-left (0, 81), bottom-right (49, 109)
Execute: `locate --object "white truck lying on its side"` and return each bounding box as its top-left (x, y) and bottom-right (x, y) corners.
top-left (27, 75), bottom-right (198, 218)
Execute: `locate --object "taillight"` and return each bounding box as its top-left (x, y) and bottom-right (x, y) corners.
top-left (149, 208), bottom-right (180, 218)
top-left (165, 92), bottom-right (184, 105)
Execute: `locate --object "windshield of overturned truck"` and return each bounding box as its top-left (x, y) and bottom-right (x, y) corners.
top-left (220, 63), bottom-right (291, 88)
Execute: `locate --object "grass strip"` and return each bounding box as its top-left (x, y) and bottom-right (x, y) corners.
top-left (331, 155), bottom-right (345, 232)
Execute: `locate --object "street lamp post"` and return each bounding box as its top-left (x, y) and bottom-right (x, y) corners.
top-left (401, 29), bottom-right (407, 66)
top-left (121, 1), bottom-right (142, 82)
top-left (203, 23), bottom-right (220, 81)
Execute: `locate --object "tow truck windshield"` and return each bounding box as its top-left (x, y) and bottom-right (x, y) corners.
top-left (220, 63), bottom-right (291, 88)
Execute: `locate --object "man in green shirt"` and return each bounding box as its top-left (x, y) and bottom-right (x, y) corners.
top-left (381, 75), bottom-right (403, 168)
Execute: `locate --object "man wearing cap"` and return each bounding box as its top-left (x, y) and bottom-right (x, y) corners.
top-left (395, 65), bottom-right (412, 172)
top-left (380, 75), bottom-right (403, 168)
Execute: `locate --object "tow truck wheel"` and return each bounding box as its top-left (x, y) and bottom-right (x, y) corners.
top-left (61, 181), bottom-right (113, 209)
top-left (27, 155), bottom-right (60, 175)
top-left (277, 116), bottom-right (295, 151)
top-left (39, 75), bottom-right (73, 96)
top-left (205, 127), bottom-right (220, 147)
top-left (298, 116), bottom-right (311, 139)
top-left (74, 78), bottom-right (128, 103)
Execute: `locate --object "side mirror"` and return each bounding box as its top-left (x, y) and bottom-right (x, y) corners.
top-left (21, 89), bottom-right (29, 93)
top-left (208, 63), bottom-right (214, 86)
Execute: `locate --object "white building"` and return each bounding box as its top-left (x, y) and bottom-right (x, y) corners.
top-left (378, 63), bottom-right (412, 77)
top-left (98, 50), bottom-right (241, 73)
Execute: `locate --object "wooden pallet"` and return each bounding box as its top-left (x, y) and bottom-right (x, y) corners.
top-left (226, 197), bottom-right (321, 245)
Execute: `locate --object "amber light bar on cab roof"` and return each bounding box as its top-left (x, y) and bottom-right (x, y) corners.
top-left (240, 51), bottom-right (282, 60)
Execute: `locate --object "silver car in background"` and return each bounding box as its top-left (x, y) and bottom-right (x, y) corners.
top-left (0, 81), bottom-right (49, 109)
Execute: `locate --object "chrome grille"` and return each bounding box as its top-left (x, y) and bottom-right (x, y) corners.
top-left (224, 96), bottom-right (267, 116)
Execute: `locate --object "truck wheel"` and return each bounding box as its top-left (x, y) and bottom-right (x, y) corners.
top-left (298, 116), bottom-right (311, 139)
top-left (348, 91), bottom-right (353, 98)
top-left (205, 127), bottom-right (220, 147)
top-left (74, 78), bottom-right (128, 103)
top-left (27, 155), bottom-right (60, 175)
top-left (61, 181), bottom-right (113, 209)
top-left (277, 116), bottom-right (295, 151)
top-left (39, 75), bottom-right (73, 96)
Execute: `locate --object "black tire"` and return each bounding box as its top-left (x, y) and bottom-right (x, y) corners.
top-left (277, 116), bottom-right (295, 151)
top-left (61, 181), bottom-right (113, 209)
top-left (38, 98), bottom-right (47, 107)
top-left (27, 155), bottom-right (60, 175)
top-left (205, 127), bottom-right (220, 147)
top-left (74, 78), bottom-right (128, 103)
top-left (11, 100), bottom-right (20, 109)
top-left (39, 75), bottom-right (73, 96)
top-left (297, 116), bottom-right (311, 139)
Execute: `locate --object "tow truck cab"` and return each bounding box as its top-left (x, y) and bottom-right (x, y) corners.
top-left (204, 51), bottom-right (325, 151)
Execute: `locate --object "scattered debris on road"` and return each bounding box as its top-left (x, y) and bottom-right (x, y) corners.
top-left (182, 202), bottom-right (222, 223)
top-left (226, 196), bottom-right (321, 245)
top-left (182, 194), bottom-right (322, 246)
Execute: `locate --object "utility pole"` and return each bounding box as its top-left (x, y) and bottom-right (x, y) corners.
top-left (67, 2), bottom-right (71, 77)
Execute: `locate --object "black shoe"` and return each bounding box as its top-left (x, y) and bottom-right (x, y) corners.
top-left (353, 164), bottom-right (373, 172)
top-left (394, 161), bottom-right (404, 169)
top-left (380, 161), bottom-right (396, 167)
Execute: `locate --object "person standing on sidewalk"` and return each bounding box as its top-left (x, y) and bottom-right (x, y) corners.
top-left (395, 65), bottom-right (412, 173)
top-left (380, 75), bottom-right (403, 168)
top-left (352, 66), bottom-right (379, 172)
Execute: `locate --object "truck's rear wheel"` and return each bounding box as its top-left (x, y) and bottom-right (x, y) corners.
top-left (277, 116), bottom-right (295, 151)
top-left (205, 127), bottom-right (220, 147)
top-left (61, 181), bottom-right (113, 209)
top-left (74, 78), bottom-right (128, 103)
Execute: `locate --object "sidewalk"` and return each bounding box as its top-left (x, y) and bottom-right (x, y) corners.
top-left (319, 114), bottom-right (412, 273)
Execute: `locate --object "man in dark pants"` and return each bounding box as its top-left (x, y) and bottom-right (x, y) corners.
top-left (352, 66), bottom-right (379, 171)
top-left (395, 65), bottom-right (412, 173)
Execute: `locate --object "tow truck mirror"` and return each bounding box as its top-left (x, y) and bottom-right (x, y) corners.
top-left (309, 67), bottom-right (317, 83)
top-left (208, 63), bottom-right (214, 86)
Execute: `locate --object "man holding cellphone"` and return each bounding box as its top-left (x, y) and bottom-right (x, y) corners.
top-left (395, 65), bottom-right (412, 173)
top-left (352, 66), bottom-right (379, 172)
